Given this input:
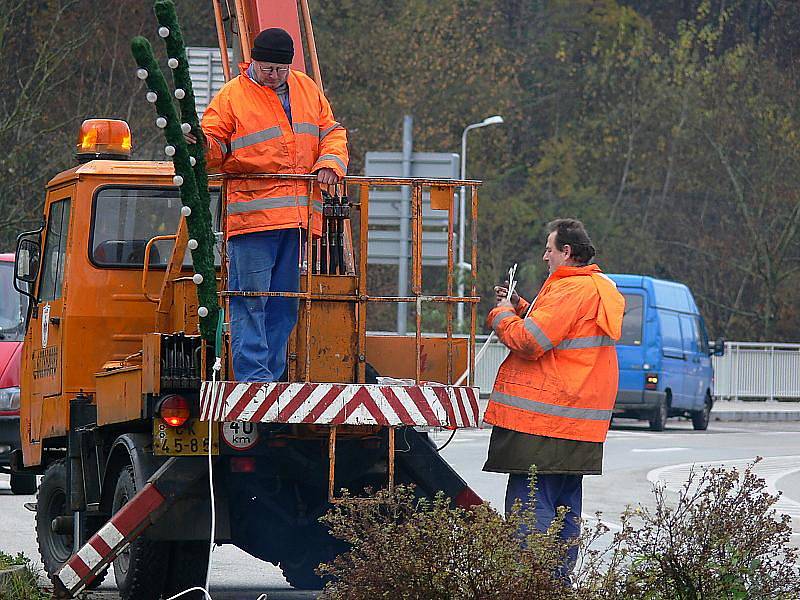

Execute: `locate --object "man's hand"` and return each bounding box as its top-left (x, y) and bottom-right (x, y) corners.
top-left (494, 280), bottom-right (520, 309)
top-left (496, 298), bottom-right (514, 310)
top-left (317, 167), bottom-right (340, 185)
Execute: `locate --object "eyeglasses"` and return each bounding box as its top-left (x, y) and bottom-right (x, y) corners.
top-left (256, 65), bottom-right (290, 75)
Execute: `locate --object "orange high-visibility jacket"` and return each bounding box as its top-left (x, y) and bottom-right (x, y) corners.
top-left (484, 264), bottom-right (625, 443)
top-left (201, 64), bottom-right (349, 238)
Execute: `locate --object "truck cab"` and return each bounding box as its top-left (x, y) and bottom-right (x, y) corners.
top-left (608, 274), bottom-right (723, 431)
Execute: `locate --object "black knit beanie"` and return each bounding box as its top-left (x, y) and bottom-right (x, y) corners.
top-left (251, 28), bottom-right (294, 64)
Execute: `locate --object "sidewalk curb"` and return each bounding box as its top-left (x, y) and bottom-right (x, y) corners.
top-left (711, 411), bottom-right (800, 422)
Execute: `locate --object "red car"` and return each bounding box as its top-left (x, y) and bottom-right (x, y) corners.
top-left (0, 252), bottom-right (36, 494)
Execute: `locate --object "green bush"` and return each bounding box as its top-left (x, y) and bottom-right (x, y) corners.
top-left (579, 458), bottom-right (800, 600)
top-left (318, 478), bottom-right (578, 599)
top-left (0, 552), bottom-right (49, 600)
top-left (318, 460), bottom-right (800, 599)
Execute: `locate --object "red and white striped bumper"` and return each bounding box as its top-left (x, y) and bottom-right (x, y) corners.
top-left (200, 381), bottom-right (481, 428)
top-left (57, 483), bottom-right (165, 595)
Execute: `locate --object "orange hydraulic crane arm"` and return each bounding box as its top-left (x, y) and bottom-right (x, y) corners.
top-left (213, 0), bottom-right (322, 88)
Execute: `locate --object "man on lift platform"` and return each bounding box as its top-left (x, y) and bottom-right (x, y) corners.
top-left (188, 27), bottom-right (348, 382)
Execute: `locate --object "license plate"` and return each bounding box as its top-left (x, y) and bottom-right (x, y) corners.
top-left (153, 419), bottom-right (219, 456)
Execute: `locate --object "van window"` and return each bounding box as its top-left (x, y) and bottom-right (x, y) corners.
top-left (91, 187), bottom-right (221, 268)
top-left (680, 314), bottom-right (698, 354)
top-left (659, 311), bottom-right (684, 358)
top-left (695, 316), bottom-right (709, 354)
top-left (40, 199), bottom-right (71, 301)
top-left (0, 262), bottom-right (27, 341)
top-left (619, 293), bottom-right (644, 345)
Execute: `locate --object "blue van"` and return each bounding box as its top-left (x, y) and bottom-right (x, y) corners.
top-left (607, 275), bottom-right (723, 431)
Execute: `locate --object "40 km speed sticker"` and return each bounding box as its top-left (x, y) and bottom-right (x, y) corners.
top-left (221, 421), bottom-right (259, 451)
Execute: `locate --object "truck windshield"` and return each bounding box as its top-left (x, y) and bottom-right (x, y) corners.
top-left (619, 293), bottom-right (644, 346)
top-left (91, 187), bottom-right (221, 268)
top-left (0, 262), bottom-right (27, 341)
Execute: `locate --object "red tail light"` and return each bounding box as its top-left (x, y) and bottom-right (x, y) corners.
top-left (159, 394), bottom-right (190, 427)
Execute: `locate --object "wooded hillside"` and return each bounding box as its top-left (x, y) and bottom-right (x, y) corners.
top-left (2, 0), bottom-right (798, 341)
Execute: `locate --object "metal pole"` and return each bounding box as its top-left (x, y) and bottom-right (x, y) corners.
top-left (457, 128), bottom-right (468, 330)
top-left (398, 115), bottom-right (413, 335)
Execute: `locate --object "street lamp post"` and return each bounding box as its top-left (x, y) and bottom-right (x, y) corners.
top-left (458, 115), bottom-right (504, 330)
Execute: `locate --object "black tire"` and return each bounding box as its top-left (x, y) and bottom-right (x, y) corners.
top-left (111, 466), bottom-right (169, 600)
top-left (163, 541), bottom-right (210, 600)
top-left (36, 460), bottom-right (72, 594)
top-left (649, 395), bottom-right (668, 431)
top-left (10, 471), bottom-right (37, 495)
top-left (692, 392), bottom-right (712, 431)
top-left (280, 546), bottom-right (326, 591)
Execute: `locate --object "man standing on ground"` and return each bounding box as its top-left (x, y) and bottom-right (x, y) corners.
top-left (190, 27), bottom-right (348, 382)
top-left (483, 218), bottom-right (624, 576)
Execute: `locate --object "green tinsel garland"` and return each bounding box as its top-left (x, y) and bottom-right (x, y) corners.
top-left (130, 0), bottom-right (219, 342)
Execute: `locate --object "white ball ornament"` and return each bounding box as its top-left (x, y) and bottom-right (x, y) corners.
top-left (180, 206), bottom-right (192, 217)
top-left (173, 175), bottom-right (184, 186)
top-left (188, 239), bottom-right (199, 250)
top-left (192, 273), bottom-right (204, 285)
top-left (158, 26), bottom-right (170, 38)
top-left (164, 145), bottom-right (176, 157)
top-left (174, 88), bottom-right (185, 100)
top-left (155, 117), bottom-right (167, 128)
top-left (198, 306), bottom-right (209, 318)
top-left (189, 157), bottom-right (196, 167)
top-left (168, 57), bottom-right (179, 69)
top-left (146, 91), bottom-right (157, 103)
top-left (181, 123), bottom-right (191, 134)
top-left (136, 68), bottom-right (148, 80)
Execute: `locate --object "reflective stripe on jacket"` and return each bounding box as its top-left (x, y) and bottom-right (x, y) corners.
top-left (201, 64), bottom-right (349, 238)
top-left (483, 264), bottom-right (625, 443)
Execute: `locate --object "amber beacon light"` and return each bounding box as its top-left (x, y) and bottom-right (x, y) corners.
top-left (76, 119), bottom-right (132, 162)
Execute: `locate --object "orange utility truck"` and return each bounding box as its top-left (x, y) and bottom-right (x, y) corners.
top-left (10, 1), bottom-right (483, 598)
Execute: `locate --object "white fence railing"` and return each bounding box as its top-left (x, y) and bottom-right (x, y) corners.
top-left (712, 342), bottom-right (800, 401)
top-left (472, 340), bottom-right (800, 401)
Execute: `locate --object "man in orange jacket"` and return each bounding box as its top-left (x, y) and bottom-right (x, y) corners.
top-left (483, 218), bottom-right (625, 577)
top-left (190, 28), bottom-right (348, 382)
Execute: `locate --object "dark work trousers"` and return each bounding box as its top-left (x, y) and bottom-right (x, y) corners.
top-left (505, 472), bottom-right (582, 578)
top-left (228, 228), bottom-right (301, 382)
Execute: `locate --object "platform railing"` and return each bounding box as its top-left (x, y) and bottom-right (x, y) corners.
top-left (210, 173), bottom-right (482, 386)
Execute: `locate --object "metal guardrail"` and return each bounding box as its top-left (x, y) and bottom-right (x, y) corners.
top-left (469, 339), bottom-right (800, 401)
top-left (712, 342), bottom-right (800, 401)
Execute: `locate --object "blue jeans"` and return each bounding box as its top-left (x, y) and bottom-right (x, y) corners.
top-left (505, 473), bottom-right (582, 578)
top-left (228, 229), bottom-right (301, 382)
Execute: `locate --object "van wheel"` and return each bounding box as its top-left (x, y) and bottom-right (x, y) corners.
top-left (111, 466), bottom-right (169, 600)
top-left (692, 393), bottom-right (712, 431)
top-left (649, 396), bottom-right (668, 431)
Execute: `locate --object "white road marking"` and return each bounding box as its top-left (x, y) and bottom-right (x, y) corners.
top-left (646, 455), bottom-right (800, 532)
top-left (631, 447), bottom-right (689, 453)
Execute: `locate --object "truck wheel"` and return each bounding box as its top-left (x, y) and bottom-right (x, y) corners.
top-left (163, 541), bottom-right (210, 600)
top-left (111, 466), bottom-right (169, 600)
top-left (36, 459), bottom-right (72, 594)
top-left (10, 471), bottom-right (37, 495)
top-left (649, 396), bottom-right (668, 431)
top-left (692, 393), bottom-right (712, 431)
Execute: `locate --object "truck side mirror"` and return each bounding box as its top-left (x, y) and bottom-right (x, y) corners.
top-left (14, 236), bottom-right (41, 305)
top-left (708, 337), bottom-right (725, 357)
